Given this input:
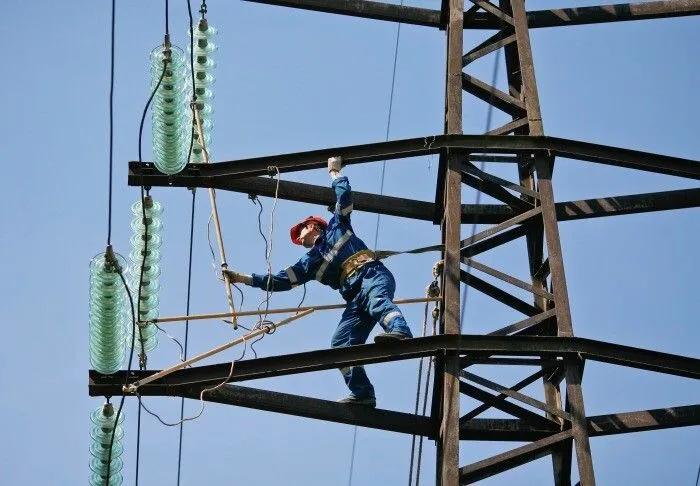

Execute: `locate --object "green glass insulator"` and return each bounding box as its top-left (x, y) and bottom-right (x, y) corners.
top-left (89, 251), bottom-right (127, 375)
top-left (189, 20), bottom-right (217, 163)
top-left (150, 45), bottom-right (189, 175)
top-left (127, 197), bottom-right (162, 354)
top-left (89, 404), bottom-right (124, 486)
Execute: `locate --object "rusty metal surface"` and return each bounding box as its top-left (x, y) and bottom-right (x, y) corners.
top-left (243, 0), bottom-right (442, 27)
top-left (460, 430), bottom-right (574, 484)
top-left (461, 369), bottom-right (548, 421)
top-left (459, 269), bottom-right (540, 316)
top-left (458, 380), bottom-right (558, 427)
top-left (179, 384), bottom-right (433, 436)
top-left (587, 404), bottom-right (700, 436)
top-left (88, 335), bottom-right (700, 397)
top-left (440, 0), bottom-right (465, 483)
top-left (461, 370), bottom-right (572, 421)
top-left (128, 134), bottom-right (700, 183)
top-left (129, 167), bottom-right (700, 224)
top-left (241, 0), bottom-right (700, 29)
top-left (459, 405), bottom-right (700, 441)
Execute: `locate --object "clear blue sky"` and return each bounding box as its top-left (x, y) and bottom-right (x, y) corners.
top-left (1, 1), bottom-right (698, 485)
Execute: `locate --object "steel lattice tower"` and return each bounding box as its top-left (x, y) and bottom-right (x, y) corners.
top-left (91, 1), bottom-right (700, 484)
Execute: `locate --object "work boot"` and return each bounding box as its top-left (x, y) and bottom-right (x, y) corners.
top-left (338, 395), bottom-right (377, 407)
top-left (374, 331), bottom-right (412, 344)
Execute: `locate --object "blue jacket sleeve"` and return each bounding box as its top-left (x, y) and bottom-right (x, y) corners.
top-left (332, 175), bottom-right (353, 224)
top-left (250, 249), bottom-right (323, 292)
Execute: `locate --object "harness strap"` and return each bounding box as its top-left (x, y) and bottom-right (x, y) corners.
top-left (373, 243), bottom-right (444, 261)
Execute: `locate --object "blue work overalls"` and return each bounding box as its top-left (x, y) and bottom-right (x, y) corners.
top-left (250, 176), bottom-right (412, 399)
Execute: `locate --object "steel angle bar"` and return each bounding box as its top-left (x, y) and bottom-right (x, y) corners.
top-left (88, 335), bottom-right (700, 396)
top-left (468, 155), bottom-right (522, 163)
top-left (467, 0), bottom-right (514, 25)
top-left (486, 117), bottom-right (529, 136)
top-left (233, 177), bottom-right (438, 221)
top-left (461, 171), bottom-right (529, 209)
top-left (463, 31), bottom-right (516, 67)
top-left (464, 0), bottom-right (700, 29)
top-left (461, 371), bottom-right (571, 421)
top-left (545, 136), bottom-right (700, 179)
top-left (462, 161), bottom-right (540, 199)
top-left (587, 404), bottom-right (700, 437)
top-left (460, 406), bottom-right (700, 441)
top-left (219, 175), bottom-right (513, 224)
top-left (489, 309), bottom-right (557, 336)
top-left (131, 173), bottom-right (699, 224)
top-left (128, 135), bottom-right (700, 184)
top-left (180, 384), bottom-right (433, 436)
top-left (460, 418), bottom-right (556, 441)
top-left (463, 357), bottom-right (567, 367)
top-left (461, 206), bottom-right (542, 247)
top-left (242, 0), bottom-right (700, 29)
top-left (461, 222), bottom-right (533, 258)
top-left (462, 257), bottom-right (553, 299)
top-left (462, 73), bottom-right (526, 116)
top-left (460, 430), bottom-right (574, 484)
top-left (441, 1), bottom-right (465, 480)
top-left (459, 203), bottom-right (515, 224)
top-left (242, 0), bottom-right (442, 27)
top-left (460, 269), bottom-right (540, 316)
top-left (459, 381), bottom-right (559, 428)
top-left (557, 187), bottom-right (700, 221)
top-left (461, 369), bottom-right (547, 421)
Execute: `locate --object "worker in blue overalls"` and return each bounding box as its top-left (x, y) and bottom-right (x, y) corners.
top-left (224, 156), bottom-right (413, 407)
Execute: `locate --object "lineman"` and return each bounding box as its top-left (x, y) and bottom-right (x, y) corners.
top-left (224, 156), bottom-right (412, 407)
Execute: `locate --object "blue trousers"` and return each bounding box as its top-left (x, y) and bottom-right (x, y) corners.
top-left (330, 264), bottom-right (412, 398)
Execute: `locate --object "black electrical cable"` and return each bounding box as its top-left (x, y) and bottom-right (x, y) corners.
top-left (103, 36), bottom-right (168, 486)
top-left (135, 405), bottom-right (142, 484)
top-left (106, 0), bottom-right (115, 245)
top-left (372, 0), bottom-right (404, 249)
top-left (104, 270), bottom-right (137, 486)
top-left (165, 0), bottom-right (170, 38)
top-left (249, 195), bottom-right (276, 358)
top-left (407, 300), bottom-right (430, 486)
top-left (175, 3), bottom-right (202, 482)
top-left (176, 189), bottom-right (197, 486)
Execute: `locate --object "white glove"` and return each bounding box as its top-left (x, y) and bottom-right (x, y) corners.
top-left (328, 156), bottom-right (343, 174)
top-left (223, 269), bottom-right (252, 285)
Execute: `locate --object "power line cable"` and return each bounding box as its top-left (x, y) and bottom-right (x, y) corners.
top-left (176, 190), bottom-right (197, 486)
top-left (372, 0), bottom-right (404, 249)
top-left (106, 0), bottom-right (115, 245)
top-left (176, 1), bottom-right (199, 483)
top-left (135, 404), bottom-right (142, 484)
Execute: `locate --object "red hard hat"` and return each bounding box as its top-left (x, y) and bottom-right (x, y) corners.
top-left (290, 216), bottom-right (327, 245)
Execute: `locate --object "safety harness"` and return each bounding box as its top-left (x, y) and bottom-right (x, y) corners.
top-left (339, 243), bottom-right (445, 285)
